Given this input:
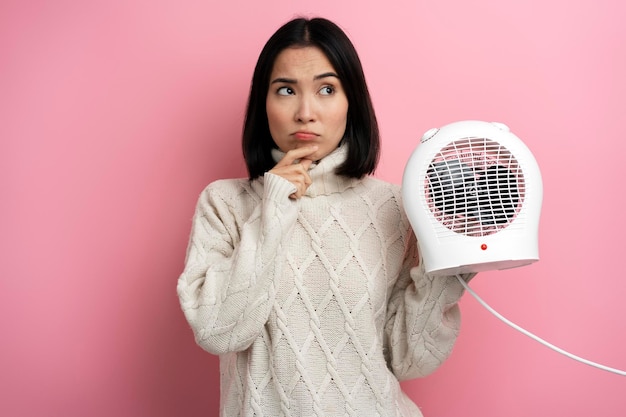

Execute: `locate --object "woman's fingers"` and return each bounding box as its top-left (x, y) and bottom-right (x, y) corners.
top-left (299, 158), bottom-right (314, 177)
top-left (269, 146), bottom-right (317, 199)
top-left (274, 146), bottom-right (318, 167)
top-left (277, 163), bottom-right (311, 199)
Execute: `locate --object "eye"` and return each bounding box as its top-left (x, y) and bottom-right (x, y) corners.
top-left (277, 86), bottom-right (294, 96)
top-left (319, 85), bottom-right (335, 96)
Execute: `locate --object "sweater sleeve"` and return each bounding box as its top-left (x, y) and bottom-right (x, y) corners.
top-left (383, 230), bottom-right (475, 380)
top-left (177, 173), bottom-right (298, 355)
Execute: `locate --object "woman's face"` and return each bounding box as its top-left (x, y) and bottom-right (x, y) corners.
top-left (266, 46), bottom-right (348, 161)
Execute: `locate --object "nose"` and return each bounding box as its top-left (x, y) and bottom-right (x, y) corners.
top-left (295, 95), bottom-right (316, 123)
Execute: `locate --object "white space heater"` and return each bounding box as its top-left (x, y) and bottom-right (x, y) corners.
top-left (402, 120), bottom-right (543, 276)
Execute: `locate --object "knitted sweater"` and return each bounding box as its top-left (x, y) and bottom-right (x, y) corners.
top-left (177, 145), bottom-right (467, 417)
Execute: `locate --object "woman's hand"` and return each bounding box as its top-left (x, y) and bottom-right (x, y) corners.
top-left (269, 146), bottom-right (318, 199)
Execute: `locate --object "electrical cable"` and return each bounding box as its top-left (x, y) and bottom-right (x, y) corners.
top-left (455, 274), bottom-right (626, 377)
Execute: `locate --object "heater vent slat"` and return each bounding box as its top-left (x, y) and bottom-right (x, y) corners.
top-left (423, 137), bottom-right (526, 237)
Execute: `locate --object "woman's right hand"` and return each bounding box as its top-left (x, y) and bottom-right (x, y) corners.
top-left (269, 146), bottom-right (318, 199)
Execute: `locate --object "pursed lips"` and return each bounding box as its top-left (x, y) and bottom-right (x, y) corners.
top-left (293, 131), bottom-right (319, 140)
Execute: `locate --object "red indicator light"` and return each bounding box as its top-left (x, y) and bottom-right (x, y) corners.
top-left (481, 244), bottom-right (488, 250)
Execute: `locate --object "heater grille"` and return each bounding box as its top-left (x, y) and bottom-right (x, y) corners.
top-left (425, 137), bottom-right (526, 236)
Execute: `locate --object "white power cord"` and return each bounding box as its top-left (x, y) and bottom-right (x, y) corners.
top-left (455, 274), bottom-right (626, 377)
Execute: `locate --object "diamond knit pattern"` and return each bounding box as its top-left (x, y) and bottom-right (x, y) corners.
top-left (178, 146), bottom-right (466, 417)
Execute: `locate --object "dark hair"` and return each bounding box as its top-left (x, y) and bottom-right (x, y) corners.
top-left (242, 17), bottom-right (380, 180)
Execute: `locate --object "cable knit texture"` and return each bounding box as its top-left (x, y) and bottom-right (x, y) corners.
top-left (177, 145), bottom-right (467, 417)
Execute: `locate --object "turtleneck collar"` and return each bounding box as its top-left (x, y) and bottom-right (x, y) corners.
top-left (270, 145), bottom-right (360, 197)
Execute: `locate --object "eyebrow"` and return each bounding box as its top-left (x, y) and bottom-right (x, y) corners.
top-left (270, 72), bottom-right (339, 84)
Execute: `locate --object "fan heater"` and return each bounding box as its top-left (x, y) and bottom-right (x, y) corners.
top-left (402, 120), bottom-right (543, 276)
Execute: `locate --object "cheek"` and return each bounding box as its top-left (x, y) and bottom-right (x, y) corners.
top-left (266, 102), bottom-right (288, 133)
top-left (266, 102), bottom-right (291, 151)
top-left (265, 102), bottom-right (276, 128)
top-left (332, 104), bottom-right (348, 134)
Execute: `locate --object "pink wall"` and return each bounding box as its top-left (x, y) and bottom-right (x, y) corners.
top-left (2, 0), bottom-right (625, 416)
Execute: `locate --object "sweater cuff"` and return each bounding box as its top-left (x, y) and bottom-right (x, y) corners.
top-left (263, 172), bottom-right (297, 202)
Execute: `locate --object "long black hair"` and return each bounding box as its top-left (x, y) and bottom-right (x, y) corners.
top-left (242, 17), bottom-right (380, 180)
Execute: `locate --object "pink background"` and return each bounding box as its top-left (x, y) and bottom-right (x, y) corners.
top-left (2, 0), bottom-right (626, 416)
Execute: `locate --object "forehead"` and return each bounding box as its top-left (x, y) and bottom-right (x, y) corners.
top-left (270, 46), bottom-right (336, 77)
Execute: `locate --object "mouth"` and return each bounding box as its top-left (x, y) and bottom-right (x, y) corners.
top-left (293, 131), bottom-right (319, 140)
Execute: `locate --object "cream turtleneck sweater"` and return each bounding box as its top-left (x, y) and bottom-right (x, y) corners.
top-left (177, 146), bottom-right (467, 417)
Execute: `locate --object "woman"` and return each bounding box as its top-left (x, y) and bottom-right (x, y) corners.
top-left (177, 17), bottom-right (471, 417)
